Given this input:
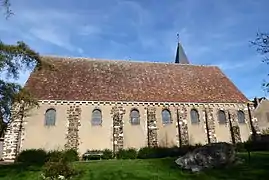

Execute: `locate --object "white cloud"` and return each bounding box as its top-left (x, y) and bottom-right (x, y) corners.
top-left (79, 25), bottom-right (101, 36)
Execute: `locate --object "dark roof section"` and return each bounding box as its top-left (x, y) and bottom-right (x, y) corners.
top-left (24, 56), bottom-right (249, 103)
top-left (175, 42), bottom-right (189, 64)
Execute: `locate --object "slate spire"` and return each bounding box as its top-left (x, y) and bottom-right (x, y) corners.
top-left (175, 34), bottom-right (189, 64)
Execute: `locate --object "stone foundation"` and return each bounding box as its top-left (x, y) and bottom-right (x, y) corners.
top-left (65, 105), bottom-right (82, 150)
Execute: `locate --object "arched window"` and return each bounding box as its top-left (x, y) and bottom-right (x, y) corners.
top-left (218, 110), bottom-right (226, 124)
top-left (45, 108), bottom-right (56, 126)
top-left (190, 109), bottom-right (199, 124)
top-left (92, 109), bottom-right (102, 126)
top-left (237, 110), bottom-right (245, 124)
top-left (130, 109), bottom-right (140, 125)
top-left (162, 109), bottom-right (172, 124)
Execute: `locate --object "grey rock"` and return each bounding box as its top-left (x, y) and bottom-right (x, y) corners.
top-left (175, 142), bottom-right (236, 172)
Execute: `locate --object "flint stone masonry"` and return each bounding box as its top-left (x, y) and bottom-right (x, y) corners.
top-left (65, 105), bottom-right (82, 150)
top-left (147, 107), bottom-right (158, 147)
top-left (2, 119), bottom-right (22, 161)
top-left (2, 100), bottom-right (256, 160)
top-left (204, 108), bottom-right (217, 143)
top-left (245, 104), bottom-right (261, 134)
top-left (229, 110), bottom-right (242, 143)
top-left (177, 105), bottom-right (189, 146)
top-left (111, 106), bottom-right (125, 152)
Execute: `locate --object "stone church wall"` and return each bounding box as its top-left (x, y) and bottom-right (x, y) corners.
top-left (2, 100), bottom-right (257, 161)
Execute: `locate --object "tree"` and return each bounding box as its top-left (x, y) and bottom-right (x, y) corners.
top-left (0, 2), bottom-right (52, 137)
top-left (251, 32), bottom-right (269, 89)
top-left (1, 0), bottom-right (13, 18)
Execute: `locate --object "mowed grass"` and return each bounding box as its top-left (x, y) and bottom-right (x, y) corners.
top-left (0, 152), bottom-right (269, 180)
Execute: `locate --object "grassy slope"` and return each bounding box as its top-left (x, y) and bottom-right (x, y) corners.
top-left (0, 152), bottom-right (269, 180)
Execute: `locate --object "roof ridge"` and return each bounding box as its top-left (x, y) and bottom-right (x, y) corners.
top-left (41, 55), bottom-right (218, 68)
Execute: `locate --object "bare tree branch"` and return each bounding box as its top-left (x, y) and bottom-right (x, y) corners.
top-left (0, 0), bottom-right (13, 19)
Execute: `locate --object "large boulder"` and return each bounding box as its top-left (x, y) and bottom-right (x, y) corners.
top-left (175, 142), bottom-right (236, 172)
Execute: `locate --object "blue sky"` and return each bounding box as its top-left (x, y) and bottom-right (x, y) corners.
top-left (0, 0), bottom-right (268, 100)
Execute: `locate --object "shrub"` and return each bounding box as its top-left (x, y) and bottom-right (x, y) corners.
top-left (102, 149), bottom-right (113, 159)
top-left (62, 149), bottom-right (79, 162)
top-left (137, 145), bottom-right (201, 159)
top-left (46, 150), bottom-right (63, 162)
top-left (16, 149), bottom-right (47, 165)
top-left (41, 159), bottom-right (78, 179)
top-left (234, 142), bottom-right (247, 152)
top-left (245, 140), bottom-right (269, 152)
top-left (116, 148), bottom-right (137, 159)
top-left (137, 147), bottom-right (157, 159)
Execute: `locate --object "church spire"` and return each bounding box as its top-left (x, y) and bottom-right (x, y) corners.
top-left (175, 34), bottom-right (189, 64)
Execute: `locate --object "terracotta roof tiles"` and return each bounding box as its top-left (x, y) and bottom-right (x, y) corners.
top-left (24, 56), bottom-right (249, 103)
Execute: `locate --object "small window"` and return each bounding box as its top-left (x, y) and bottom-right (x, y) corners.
top-left (130, 109), bottom-right (140, 125)
top-left (45, 108), bottom-right (56, 126)
top-left (92, 109), bottom-right (102, 126)
top-left (237, 110), bottom-right (245, 124)
top-left (218, 110), bottom-right (226, 124)
top-left (162, 109), bottom-right (172, 124)
top-left (190, 109), bottom-right (199, 124)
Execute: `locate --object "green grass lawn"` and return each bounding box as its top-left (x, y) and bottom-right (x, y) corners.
top-left (0, 152), bottom-right (269, 180)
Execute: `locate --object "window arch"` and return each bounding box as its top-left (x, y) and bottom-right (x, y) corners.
top-left (237, 110), bottom-right (245, 124)
top-left (162, 109), bottom-right (172, 124)
top-left (218, 110), bottom-right (226, 124)
top-left (190, 109), bottom-right (199, 124)
top-left (130, 109), bottom-right (140, 125)
top-left (92, 109), bottom-right (102, 126)
top-left (45, 108), bottom-right (56, 126)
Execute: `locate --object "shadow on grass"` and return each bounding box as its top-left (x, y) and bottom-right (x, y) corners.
top-left (1, 152), bottom-right (269, 180)
top-left (0, 163), bottom-right (42, 178)
top-left (147, 152), bottom-right (269, 180)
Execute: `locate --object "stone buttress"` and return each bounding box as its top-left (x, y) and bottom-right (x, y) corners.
top-left (65, 105), bottom-right (82, 150)
top-left (146, 107), bottom-right (158, 147)
top-left (111, 106), bottom-right (125, 153)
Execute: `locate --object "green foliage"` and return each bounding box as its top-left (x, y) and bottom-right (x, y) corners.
top-left (16, 148), bottom-right (79, 165)
top-left (42, 159), bottom-right (78, 180)
top-left (1, 152), bottom-right (269, 180)
top-left (137, 145), bottom-right (202, 159)
top-left (234, 142), bottom-right (247, 152)
top-left (116, 148), bottom-right (137, 159)
top-left (46, 150), bottom-right (63, 162)
top-left (62, 148), bottom-right (79, 162)
top-left (101, 149), bottom-right (113, 160)
top-left (0, 41), bottom-right (54, 137)
top-left (245, 141), bottom-right (269, 152)
top-left (16, 149), bottom-right (47, 165)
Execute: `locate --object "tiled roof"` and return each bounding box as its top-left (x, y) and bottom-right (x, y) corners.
top-left (24, 56), bottom-right (249, 103)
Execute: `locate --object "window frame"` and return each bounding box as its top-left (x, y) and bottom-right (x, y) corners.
top-left (44, 108), bottom-right (56, 126)
top-left (162, 109), bottom-right (172, 124)
top-left (237, 110), bottom-right (245, 124)
top-left (130, 108), bottom-right (140, 125)
top-left (190, 109), bottom-right (199, 124)
top-left (218, 110), bottom-right (227, 124)
top-left (91, 108), bottom-right (102, 126)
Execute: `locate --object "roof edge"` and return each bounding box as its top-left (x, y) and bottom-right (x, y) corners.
top-left (40, 54), bottom-right (219, 68)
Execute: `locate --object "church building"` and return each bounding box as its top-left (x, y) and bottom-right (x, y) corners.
top-left (2, 42), bottom-right (260, 161)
